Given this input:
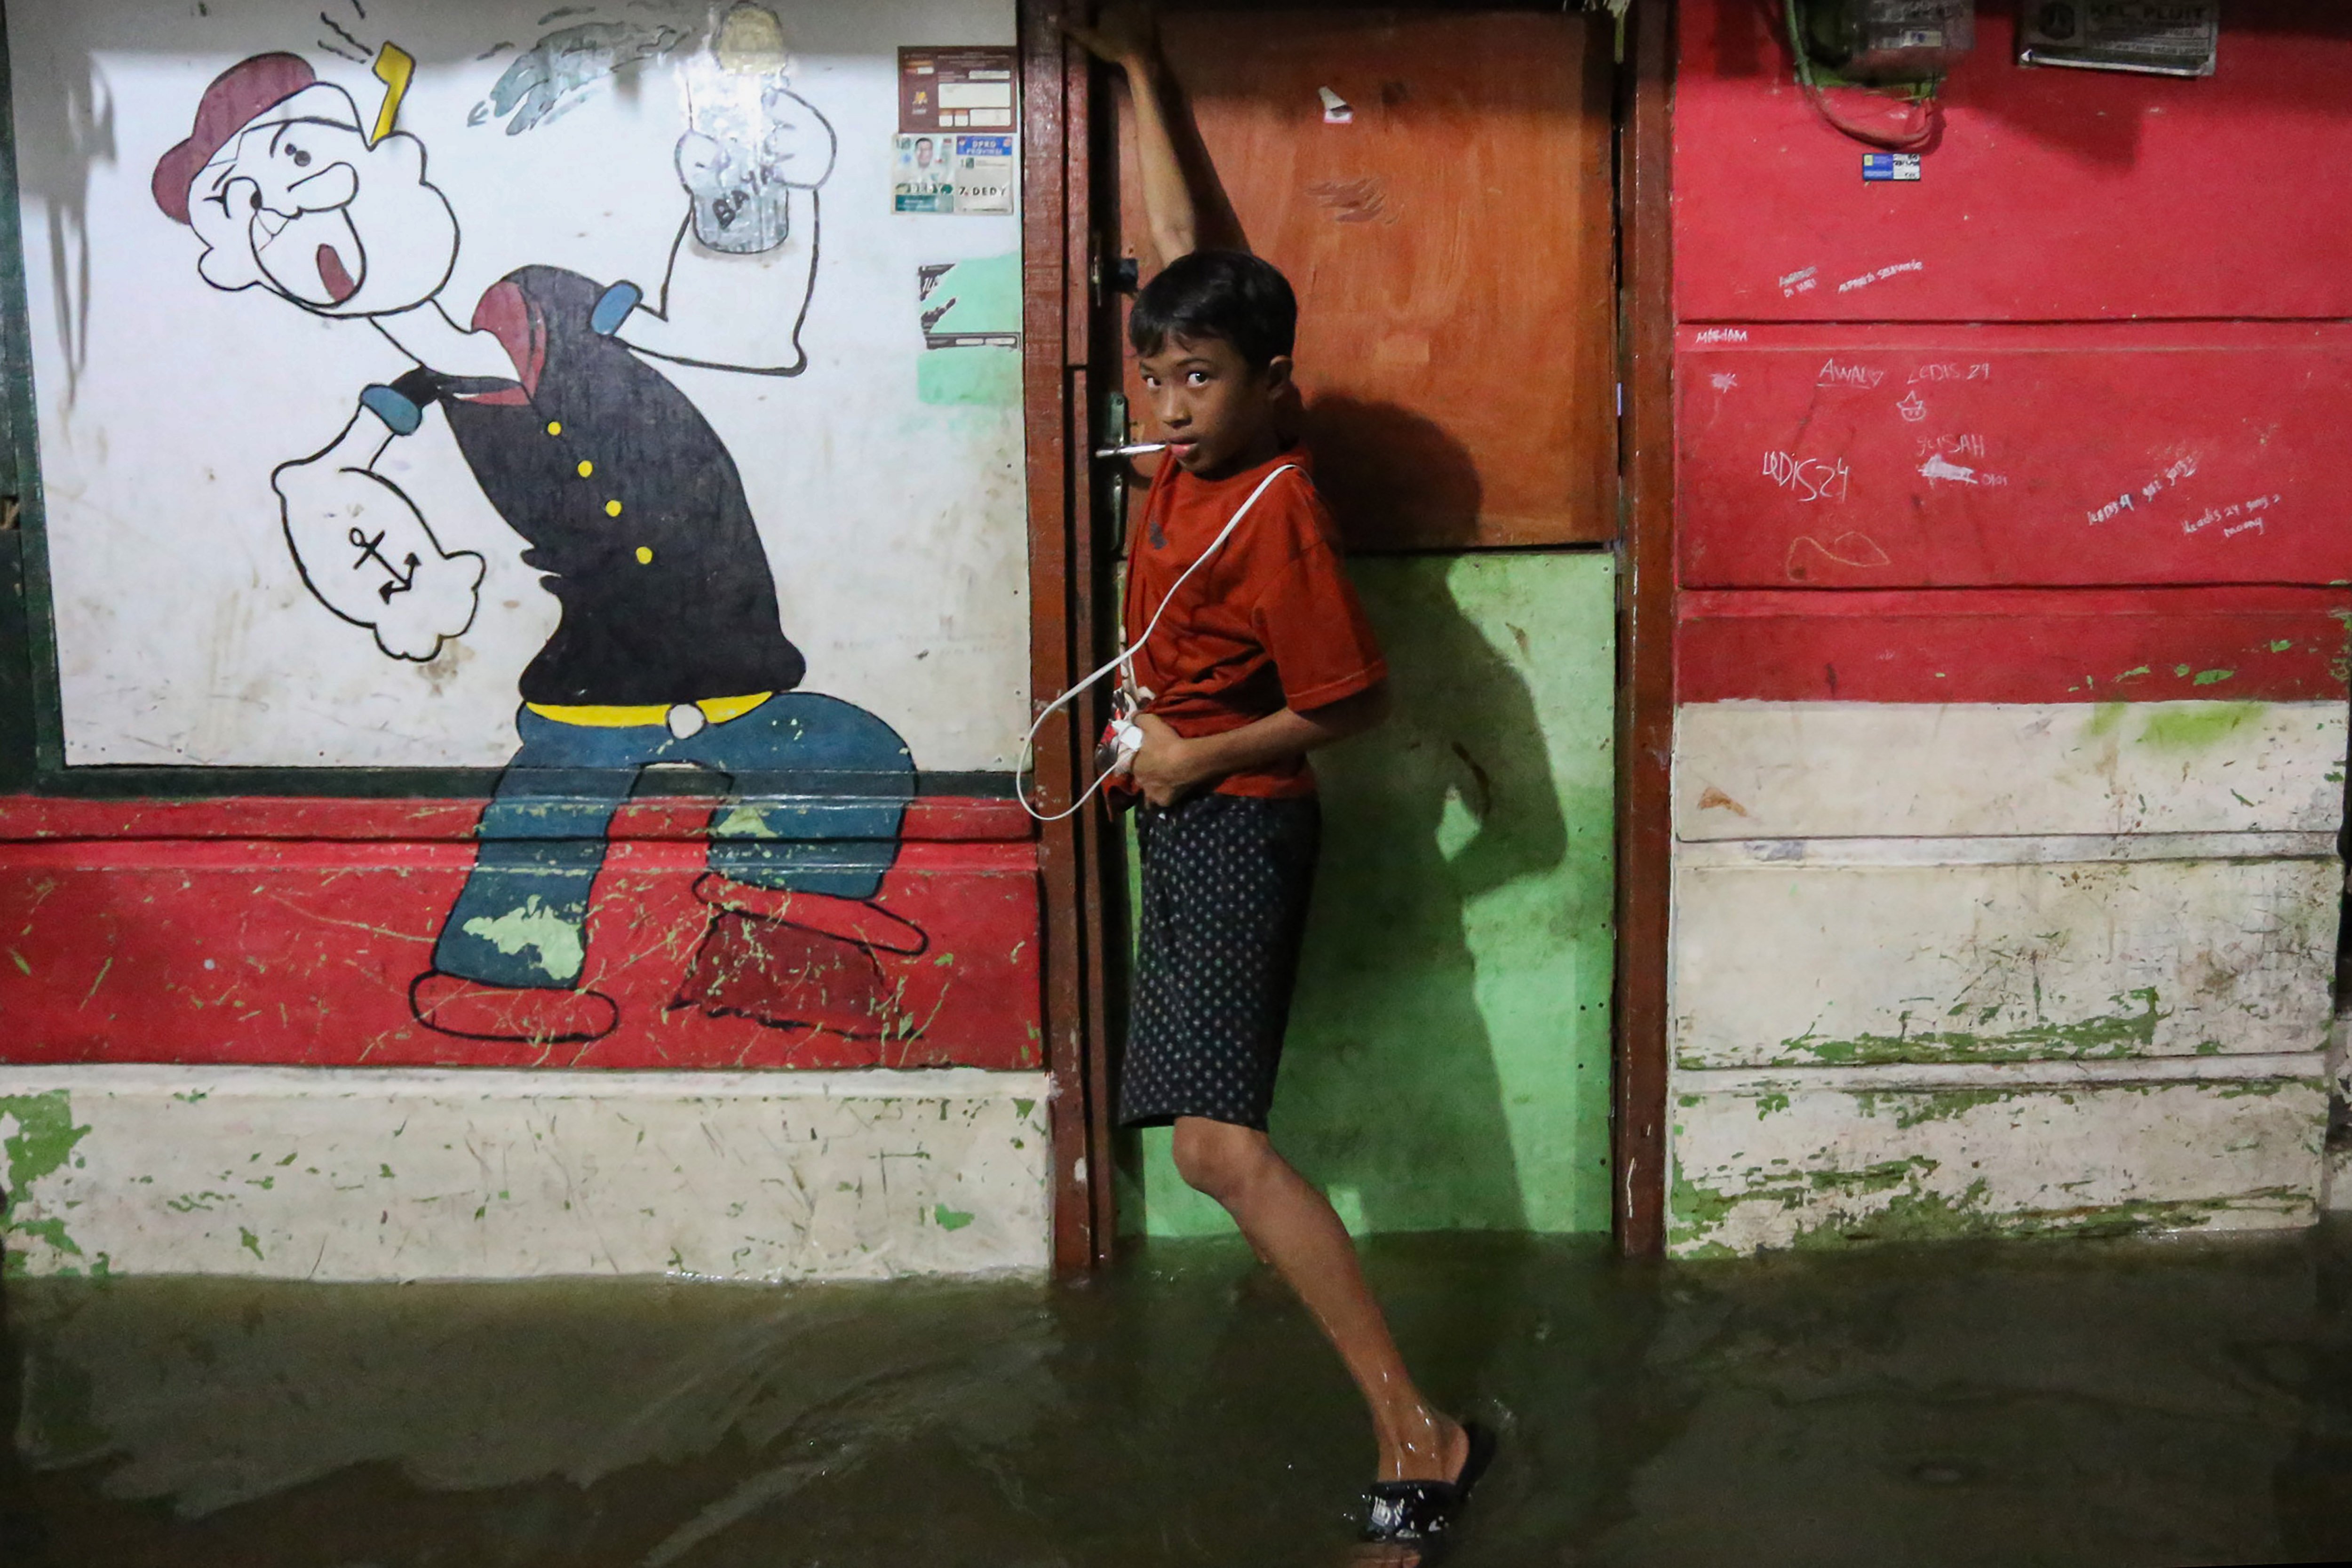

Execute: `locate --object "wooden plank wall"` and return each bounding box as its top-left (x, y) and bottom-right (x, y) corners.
top-left (1663, 0), bottom-right (2352, 1255)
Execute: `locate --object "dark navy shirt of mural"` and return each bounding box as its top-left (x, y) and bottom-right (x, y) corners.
top-left (393, 265), bottom-right (807, 706)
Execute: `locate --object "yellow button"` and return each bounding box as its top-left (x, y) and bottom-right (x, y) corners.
top-left (605, 499), bottom-right (623, 517)
top-left (635, 546), bottom-right (653, 565)
top-left (576, 460), bottom-right (594, 478)
top-left (545, 421), bottom-right (562, 436)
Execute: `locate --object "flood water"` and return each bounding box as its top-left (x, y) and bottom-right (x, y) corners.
top-left (3, 1223), bottom-right (2350, 1567)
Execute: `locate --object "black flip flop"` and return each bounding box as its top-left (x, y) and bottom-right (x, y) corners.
top-left (1359, 1420), bottom-right (1499, 1544)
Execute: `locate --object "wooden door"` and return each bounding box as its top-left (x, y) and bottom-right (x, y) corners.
top-left (1114, 8), bottom-right (1618, 549)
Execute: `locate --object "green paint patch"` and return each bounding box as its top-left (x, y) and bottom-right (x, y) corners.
top-left (238, 1226), bottom-right (263, 1260)
top-left (1855, 1086), bottom-right (2017, 1130)
top-left (0, 1092), bottom-right (94, 1266)
top-left (1671, 1157), bottom-right (1943, 1253)
top-left (1800, 1187), bottom-right (2306, 1248)
top-left (2269, 639), bottom-right (2295, 653)
top-left (2137, 702), bottom-right (2263, 753)
top-left (934, 1204), bottom-right (975, 1231)
top-left (920, 349), bottom-right (1022, 406)
top-left (5, 948), bottom-right (27, 975)
top-left (916, 254), bottom-right (1022, 407)
top-left (1013, 1098), bottom-right (1035, 1119)
top-left (713, 805), bottom-right (780, 840)
top-left (1759, 988), bottom-right (2169, 1068)
top-left (2217, 1077), bottom-right (2315, 1099)
top-left (2192, 668), bottom-right (2234, 686)
top-left (1753, 1092), bottom-right (1791, 1121)
top-left (2083, 702), bottom-right (2127, 740)
top-left (460, 895), bottom-right (585, 983)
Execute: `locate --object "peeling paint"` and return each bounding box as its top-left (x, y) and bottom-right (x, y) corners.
top-left (1669, 1076), bottom-right (2325, 1257)
top-left (459, 896), bottom-right (587, 983)
top-left (711, 805), bottom-right (781, 840)
top-left (1772, 988), bottom-right (2169, 1068)
top-left (1855, 1086), bottom-right (2018, 1129)
top-left (1, 1091), bottom-right (93, 1269)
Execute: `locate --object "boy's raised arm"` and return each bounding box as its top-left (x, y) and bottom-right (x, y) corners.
top-left (1067, 3), bottom-right (1244, 271)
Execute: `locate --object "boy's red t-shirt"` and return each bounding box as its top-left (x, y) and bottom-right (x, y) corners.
top-left (1121, 445), bottom-right (1387, 799)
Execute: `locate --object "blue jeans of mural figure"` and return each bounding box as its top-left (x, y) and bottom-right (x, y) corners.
top-left (434, 694), bottom-right (914, 990)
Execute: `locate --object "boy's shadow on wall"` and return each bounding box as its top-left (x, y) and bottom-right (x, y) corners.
top-left (1271, 395), bottom-right (1573, 1234)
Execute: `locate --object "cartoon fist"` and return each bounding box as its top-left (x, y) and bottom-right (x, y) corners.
top-left (273, 420), bottom-right (483, 661)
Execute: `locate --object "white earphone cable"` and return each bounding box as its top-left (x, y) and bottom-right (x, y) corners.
top-left (1016, 462), bottom-right (1301, 822)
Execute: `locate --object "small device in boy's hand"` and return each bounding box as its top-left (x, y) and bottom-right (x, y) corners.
top-left (1097, 685), bottom-right (1150, 776)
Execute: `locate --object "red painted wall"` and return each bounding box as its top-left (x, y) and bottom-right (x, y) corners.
top-left (1674, 0), bottom-right (2352, 697)
top-left (1676, 1), bottom-right (2352, 323)
top-left (0, 797), bottom-right (1042, 1070)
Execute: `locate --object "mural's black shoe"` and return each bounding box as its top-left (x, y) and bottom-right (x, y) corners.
top-left (1359, 1422), bottom-right (1498, 1549)
top-left (408, 971), bottom-right (620, 1043)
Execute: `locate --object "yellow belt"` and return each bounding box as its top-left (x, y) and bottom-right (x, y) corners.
top-left (525, 692), bottom-right (772, 728)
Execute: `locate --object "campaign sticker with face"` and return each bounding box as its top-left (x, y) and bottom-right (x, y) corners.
top-left (891, 132), bottom-right (956, 213)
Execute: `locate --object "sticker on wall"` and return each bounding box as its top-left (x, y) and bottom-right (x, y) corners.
top-left (1862, 152), bottom-right (1922, 183)
top-left (948, 132), bottom-right (1016, 214)
top-left (898, 45), bottom-right (1017, 131)
top-left (2018, 1), bottom-right (2218, 77)
top-left (916, 255), bottom-right (1020, 406)
top-left (891, 131), bottom-right (1016, 215)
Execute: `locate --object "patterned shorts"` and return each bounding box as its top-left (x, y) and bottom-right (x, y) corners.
top-left (1120, 791), bottom-right (1322, 1131)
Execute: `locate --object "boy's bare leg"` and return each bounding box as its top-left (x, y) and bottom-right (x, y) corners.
top-left (1172, 1115), bottom-right (1470, 1484)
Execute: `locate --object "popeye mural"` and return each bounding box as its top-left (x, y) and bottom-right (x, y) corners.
top-left (150, 12), bottom-right (926, 1046)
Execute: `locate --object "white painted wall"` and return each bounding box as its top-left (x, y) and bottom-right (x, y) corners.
top-left (1675, 845), bottom-right (2340, 1068)
top-left (1667, 698), bottom-right (2348, 1257)
top-left (0, 1066), bottom-right (1052, 1280)
top-left (9, 0), bottom-right (1029, 770)
top-left (1671, 1058), bottom-right (2328, 1256)
top-left (1677, 700), bottom-right (2346, 839)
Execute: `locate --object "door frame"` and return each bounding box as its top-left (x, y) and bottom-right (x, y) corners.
top-left (1021, 0), bottom-right (1122, 1274)
top-left (1612, 0), bottom-right (1677, 1259)
top-left (1023, 0), bottom-right (1682, 1269)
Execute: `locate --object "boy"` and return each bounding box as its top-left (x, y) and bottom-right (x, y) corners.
top-left (1071, 8), bottom-right (1495, 1551)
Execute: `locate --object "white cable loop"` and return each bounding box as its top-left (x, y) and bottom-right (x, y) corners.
top-left (1017, 463), bottom-right (1301, 822)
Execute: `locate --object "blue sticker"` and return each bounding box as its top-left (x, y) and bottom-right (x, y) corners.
top-left (1863, 153), bottom-right (1923, 183)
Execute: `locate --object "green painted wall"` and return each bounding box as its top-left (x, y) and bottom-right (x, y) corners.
top-left (1120, 551), bottom-right (1617, 1236)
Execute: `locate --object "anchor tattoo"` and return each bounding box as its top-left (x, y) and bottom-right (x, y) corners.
top-left (349, 526), bottom-right (421, 602)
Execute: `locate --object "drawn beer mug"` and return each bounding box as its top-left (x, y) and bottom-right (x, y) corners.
top-left (676, 3), bottom-right (835, 254)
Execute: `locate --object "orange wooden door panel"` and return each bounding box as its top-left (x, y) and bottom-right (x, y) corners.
top-left (1121, 9), bottom-right (1617, 549)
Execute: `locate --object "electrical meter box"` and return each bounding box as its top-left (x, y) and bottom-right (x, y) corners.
top-left (1804, 0), bottom-right (1976, 81)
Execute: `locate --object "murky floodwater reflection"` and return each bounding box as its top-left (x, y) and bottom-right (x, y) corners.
top-left (4, 1224), bottom-right (2350, 1566)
